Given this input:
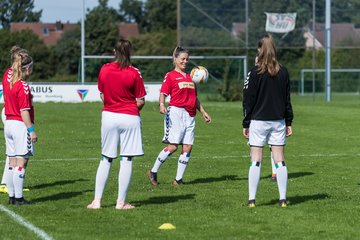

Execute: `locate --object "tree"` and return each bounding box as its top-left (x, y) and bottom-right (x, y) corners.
top-left (83, 0), bottom-right (122, 81)
top-left (143, 0), bottom-right (176, 32)
top-left (0, 29), bottom-right (53, 80)
top-left (119, 0), bottom-right (144, 24)
top-left (53, 26), bottom-right (81, 75)
top-left (0, 0), bottom-right (42, 29)
top-left (85, 0), bottom-right (121, 55)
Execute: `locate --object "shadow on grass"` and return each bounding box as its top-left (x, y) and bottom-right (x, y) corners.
top-left (262, 193), bottom-right (330, 206)
top-left (187, 175), bottom-right (244, 184)
top-left (133, 194), bottom-right (196, 206)
top-left (30, 178), bottom-right (89, 190)
top-left (261, 171), bottom-right (314, 180)
top-left (31, 190), bottom-right (93, 203)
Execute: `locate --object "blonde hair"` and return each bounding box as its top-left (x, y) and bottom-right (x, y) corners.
top-left (256, 34), bottom-right (280, 76)
top-left (10, 45), bottom-right (29, 64)
top-left (10, 51), bottom-right (33, 88)
top-left (172, 46), bottom-right (189, 66)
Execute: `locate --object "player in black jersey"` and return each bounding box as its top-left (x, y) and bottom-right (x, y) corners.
top-left (243, 34), bottom-right (293, 208)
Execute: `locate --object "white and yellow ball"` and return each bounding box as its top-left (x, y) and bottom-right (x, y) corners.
top-left (190, 66), bottom-right (208, 84)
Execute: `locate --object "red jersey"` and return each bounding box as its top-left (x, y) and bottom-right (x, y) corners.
top-left (160, 70), bottom-right (197, 117)
top-left (2, 69), bottom-right (34, 123)
top-left (98, 62), bottom-right (146, 116)
top-left (2, 68), bottom-right (12, 105)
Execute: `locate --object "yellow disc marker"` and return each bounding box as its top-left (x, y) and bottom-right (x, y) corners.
top-left (158, 223), bottom-right (176, 230)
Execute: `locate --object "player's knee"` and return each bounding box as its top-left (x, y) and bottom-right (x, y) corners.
top-left (121, 156), bottom-right (133, 161)
top-left (167, 145), bottom-right (178, 153)
top-left (102, 155), bottom-right (113, 163)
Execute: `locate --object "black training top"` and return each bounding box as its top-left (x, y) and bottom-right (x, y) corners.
top-left (242, 65), bottom-right (293, 128)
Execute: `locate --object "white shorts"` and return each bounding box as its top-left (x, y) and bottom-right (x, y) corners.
top-left (249, 120), bottom-right (286, 147)
top-left (101, 111), bottom-right (144, 158)
top-left (162, 106), bottom-right (195, 145)
top-left (1, 108), bottom-right (5, 125)
top-left (5, 120), bottom-right (34, 158)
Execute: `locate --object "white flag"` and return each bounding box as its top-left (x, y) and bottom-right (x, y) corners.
top-left (265, 12), bottom-right (297, 33)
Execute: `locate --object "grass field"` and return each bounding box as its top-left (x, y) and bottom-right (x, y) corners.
top-left (0, 95), bottom-right (359, 240)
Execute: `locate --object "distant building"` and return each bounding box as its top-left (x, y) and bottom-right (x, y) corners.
top-left (10, 21), bottom-right (140, 46)
top-left (117, 22), bottom-right (140, 40)
top-left (232, 22), bottom-right (360, 50)
top-left (304, 22), bottom-right (360, 49)
top-left (10, 21), bottom-right (78, 46)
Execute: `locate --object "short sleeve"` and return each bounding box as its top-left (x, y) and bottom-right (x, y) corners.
top-left (134, 70), bottom-right (146, 99)
top-left (18, 81), bottom-right (31, 111)
top-left (98, 66), bottom-right (104, 93)
top-left (160, 73), bottom-right (171, 95)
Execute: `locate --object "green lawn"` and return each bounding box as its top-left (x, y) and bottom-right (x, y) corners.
top-left (0, 94), bottom-right (359, 240)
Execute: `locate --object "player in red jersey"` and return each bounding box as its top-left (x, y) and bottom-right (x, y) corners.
top-left (87, 39), bottom-right (146, 210)
top-left (148, 46), bottom-right (211, 186)
top-left (1, 46), bottom-right (30, 194)
top-left (3, 49), bottom-right (36, 205)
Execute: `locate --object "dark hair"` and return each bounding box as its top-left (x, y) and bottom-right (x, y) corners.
top-left (114, 39), bottom-right (132, 69)
top-left (256, 34), bottom-right (280, 76)
top-left (172, 46), bottom-right (189, 65)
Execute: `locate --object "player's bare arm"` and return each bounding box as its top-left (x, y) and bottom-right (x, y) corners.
top-left (137, 98), bottom-right (145, 111)
top-left (20, 110), bottom-right (37, 143)
top-left (196, 98), bottom-right (211, 123)
top-left (159, 93), bottom-right (167, 114)
top-left (286, 126), bottom-right (292, 137)
top-left (243, 128), bottom-right (249, 139)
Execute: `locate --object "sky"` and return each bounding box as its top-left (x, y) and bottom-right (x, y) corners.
top-left (33, 0), bottom-right (121, 23)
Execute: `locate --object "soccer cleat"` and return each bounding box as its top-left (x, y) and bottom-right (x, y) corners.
top-left (0, 184), bottom-right (8, 193)
top-left (147, 170), bottom-right (158, 186)
top-left (172, 179), bottom-right (185, 185)
top-left (271, 174), bottom-right (277, 182)
top-left (279, 199), bottom-right (287, 208)
top-left (87, 199), bottom-right (101, 209)
top-left (248, 199), bottom-right (256, 208)
top-left (14, 197), bottom-right (31, 205)
top-left (8, 196), bottom-right (15, 205)
top-left (115, 200), bottom-right (135, 210)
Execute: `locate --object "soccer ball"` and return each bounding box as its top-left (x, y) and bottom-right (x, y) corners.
top-left (190, 66), bottom-right (209, 84)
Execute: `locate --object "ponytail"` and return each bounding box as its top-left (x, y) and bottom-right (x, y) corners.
top-left (10, 52), bottom-right (33, 88)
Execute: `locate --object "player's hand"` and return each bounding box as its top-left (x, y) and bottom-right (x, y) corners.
top-left (243, 128), bottom-right (249, 139)
top-left (202, 112), bottom-right (211, 123)
top-left (30, 131), bottom-right (38, 143)
top-left (286, 126), bottom-right (292, 137)
top-left (159, 104), bottom-right (167, 114)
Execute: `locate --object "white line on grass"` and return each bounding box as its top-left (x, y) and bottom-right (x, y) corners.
top-left (0, 204), bottom-right (54, 240)
top-left (0, 152), bottom-right (358, 163)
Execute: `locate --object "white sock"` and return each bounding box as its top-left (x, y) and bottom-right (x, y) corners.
top-left (1, 156), bottom-right (9, 184)
top-left (6, 167), bottom-right (14, 197)
top-left (118, 157), bottom-right (132, 202)
top-left (275, 161), bottom-right (288, 200)
top-left (175, 151), bottom-right (190, 181)
top-left (94, 156), bottom-right (112, 199)
top-left (13, 166), bottom-right (25, 198)
top-left (248, 161), bottom-right (261, 200)
top-left (271, 153), bottom-right (276, 175)
top-left (151, 148), bottom-right (172, 173)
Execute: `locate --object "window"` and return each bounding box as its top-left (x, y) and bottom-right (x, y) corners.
top-left (42, 28), bottom-right (49, 36)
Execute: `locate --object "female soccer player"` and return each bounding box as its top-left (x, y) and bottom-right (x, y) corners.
top-left (148, 46), bottom-right (211, 186)
top-left (87, 39), bottom-right (146, 210)
top-left (3, 49), bottom-right (36, 205)
top-left (243, 34), bottom-right (293, 208)
top-left (1, 46), bottom-right (29, 194)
